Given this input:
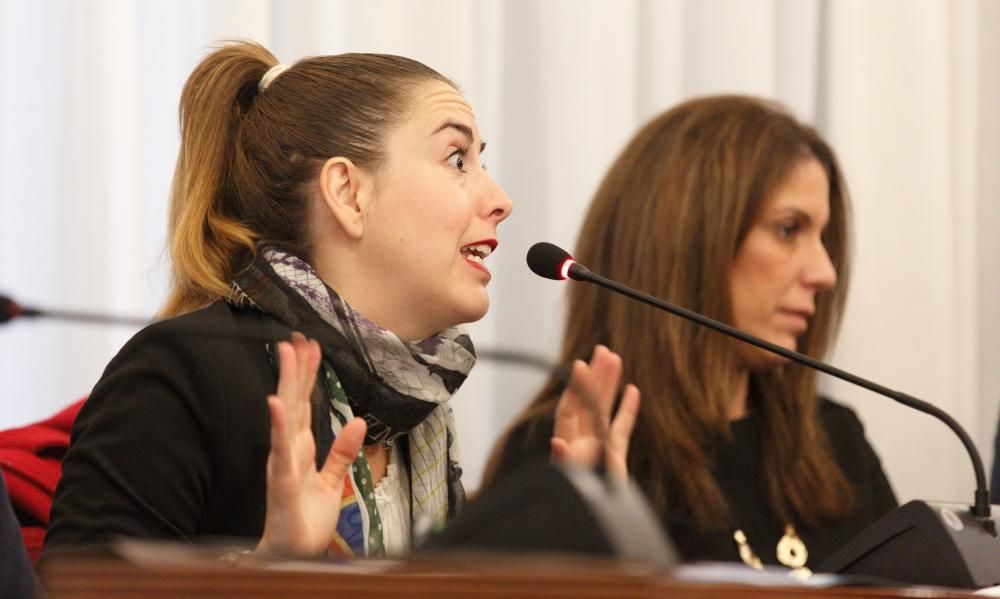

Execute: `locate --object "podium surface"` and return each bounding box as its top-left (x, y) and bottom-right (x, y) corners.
top-left (40, 552), bottom-right (978, 599)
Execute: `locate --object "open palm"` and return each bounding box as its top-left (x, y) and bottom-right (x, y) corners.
top-left (551, 344), bottom-right (640, 480)
top-left (256, 333), bottom-right (366, 557)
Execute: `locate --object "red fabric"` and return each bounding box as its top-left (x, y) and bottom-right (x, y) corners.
top-left (0, 398), bottom-right (84, 564)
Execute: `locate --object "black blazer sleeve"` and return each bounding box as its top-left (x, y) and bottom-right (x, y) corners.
top-left (819, 399), bottom-right (898, 521)
top-left (46, 303), bottom-right (276, 551)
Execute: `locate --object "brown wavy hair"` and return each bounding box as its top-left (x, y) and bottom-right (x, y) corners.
top-left (162, 40), bottom-right (453, 317)
top-left (485, 95), bottom-right (855, 529)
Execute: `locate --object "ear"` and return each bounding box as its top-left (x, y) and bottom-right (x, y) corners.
top-left (318, 157), bottom-right (372, 240)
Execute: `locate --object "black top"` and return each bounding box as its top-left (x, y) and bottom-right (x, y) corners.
top-left (493, 398), bottom-right (898, 568)
top-left (46, 302), bottom-right (284, 550)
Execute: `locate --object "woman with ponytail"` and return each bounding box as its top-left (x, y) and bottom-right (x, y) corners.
top-left (46, 41), bottom-right (639, 559)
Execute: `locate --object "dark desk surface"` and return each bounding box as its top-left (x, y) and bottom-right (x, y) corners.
top-left (39, 552), bottom-right (977, 599)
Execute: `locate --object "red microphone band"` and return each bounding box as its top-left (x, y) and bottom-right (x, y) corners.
top-left (560, 259), bottom-right (575, 280)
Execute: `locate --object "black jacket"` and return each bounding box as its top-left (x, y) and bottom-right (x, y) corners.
top-left (46, 302), bottom-right (284, 549)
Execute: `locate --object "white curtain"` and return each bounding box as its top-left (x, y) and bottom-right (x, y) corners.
top-left (1, 0), bottom-right (997, 506)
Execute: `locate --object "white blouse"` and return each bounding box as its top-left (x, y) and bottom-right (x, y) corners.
top-left (373, 444), bottom-right (411, 556)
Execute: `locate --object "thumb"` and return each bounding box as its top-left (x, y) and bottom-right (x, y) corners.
top-left (550, 437), bottom-right (570, 462)
top-left (320, 418), bottom-right (367, 481)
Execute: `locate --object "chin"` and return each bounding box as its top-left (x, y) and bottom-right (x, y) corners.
top-left (452, 297), bottom-right (490, 327)
top-left (742, 335), bottom-right (796, 372)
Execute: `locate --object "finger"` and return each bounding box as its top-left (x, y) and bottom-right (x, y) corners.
top-left (568, 357), bottom-right (605, 439)
top-left (607, 384), bottom-right (640, 479)
top-left (302, 339), bottom-right (321, 400)
top-left (275, 341), bottom-right (299, 425)
top-left (267, 395), bottom-right (292, 471)
top-left (291, 332), bottom-right (310, 402)
top-left (320, 417), bottom-right (367, 483)
top-left (589, 345), bottom-right (623, 423)
top-left (554, 360), bottom-right (588, 442)
top-left (299, 339), bottom-right (321, 431)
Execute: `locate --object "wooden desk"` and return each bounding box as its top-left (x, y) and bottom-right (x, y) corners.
top-left (40, 553), bottom-right (976, 599)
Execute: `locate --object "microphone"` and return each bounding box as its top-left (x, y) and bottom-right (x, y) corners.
top-left (0, 294), bottom-right (148, 328)
top-left (0, 295), bottom-right (39, 323)
top-left (528, 241), bottom-right (999, 587)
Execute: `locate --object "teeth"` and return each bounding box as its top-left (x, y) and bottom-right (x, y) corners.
top-left (461, 243), bottom-right (493, 260)
top-left (465, 254), bottom-right (483, 264)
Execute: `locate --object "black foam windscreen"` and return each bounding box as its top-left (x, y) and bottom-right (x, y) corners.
top-left (526, 242), bottom-right (574, 280)
top-left (0, 295), bottom-right (19, 323)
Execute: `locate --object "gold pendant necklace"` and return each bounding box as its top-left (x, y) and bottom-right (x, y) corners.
top-left (733, 523), bottom-right (812, 579)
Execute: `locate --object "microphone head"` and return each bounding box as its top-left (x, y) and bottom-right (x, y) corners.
top-left (526, 242), bottom-right (576, 280)
top-left (0, 295), bottom-right (19, 324)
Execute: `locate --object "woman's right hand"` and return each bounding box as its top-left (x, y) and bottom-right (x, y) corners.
top-left (551, 345), bottom-right (640, 480)
top-left (256, 333), bottom-right (366, 557)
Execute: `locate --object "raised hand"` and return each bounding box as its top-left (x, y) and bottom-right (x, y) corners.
top-left (256, 332), bottom-right (366, 557)
top-left (550, 344), bottom-right (640, 480)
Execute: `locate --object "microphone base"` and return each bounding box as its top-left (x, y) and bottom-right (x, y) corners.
top-left (818, 500), bottom-right (1000, 588)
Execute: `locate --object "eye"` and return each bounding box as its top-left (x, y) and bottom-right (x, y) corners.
top-left (775, 221), bottom-right (801, 240)
top-left (446, 147), bottom-right (467, 172)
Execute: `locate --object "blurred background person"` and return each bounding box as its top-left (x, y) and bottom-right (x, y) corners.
top-left (486, 95), bottom-right (897, 570)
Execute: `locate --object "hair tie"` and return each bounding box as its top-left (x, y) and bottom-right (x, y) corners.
top-left (259, 64), bottom-right (290, 91)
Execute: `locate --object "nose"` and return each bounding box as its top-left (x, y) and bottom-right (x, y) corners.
top-left (804, 238), bottom-right (837, 290)
top-left (479, 172), bottom-right (513, 223)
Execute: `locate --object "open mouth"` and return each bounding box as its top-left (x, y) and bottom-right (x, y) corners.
top-left (460, 242), bottom-right (495, 264)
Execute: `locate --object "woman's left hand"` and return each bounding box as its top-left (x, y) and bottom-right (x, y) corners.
top-left (550, 344), bottom-right (640, 480)
top-left (256, 333), bottom-right (366, 557)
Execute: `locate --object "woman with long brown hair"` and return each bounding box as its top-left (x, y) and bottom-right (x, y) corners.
top-left (486, 95), bottom-right (896, 571)
top-left (46, 41), bottom-right (637, 560)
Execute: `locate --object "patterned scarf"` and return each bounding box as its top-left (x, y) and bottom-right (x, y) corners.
top-left (230, 249), bottom-right (471, 557)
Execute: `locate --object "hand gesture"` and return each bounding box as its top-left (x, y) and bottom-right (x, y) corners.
top-left (551, 345), bottom-right (640, 480)
top-left (256, 332), bottom-right (367, 557)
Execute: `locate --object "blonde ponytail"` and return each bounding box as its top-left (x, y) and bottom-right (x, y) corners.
top-left (162, 42), bottom-right (276, 317)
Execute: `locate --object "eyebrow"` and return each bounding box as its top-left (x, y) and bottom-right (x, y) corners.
top-left (770, 207), bottom-right (811, 221)
top-left (434, 121), bottom-right (487, 153)
top-left (769, 206), bottom-right (831, 228)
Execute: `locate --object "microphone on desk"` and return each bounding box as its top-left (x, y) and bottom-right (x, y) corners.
top-left (527, 241), bottom-right (1000, 588)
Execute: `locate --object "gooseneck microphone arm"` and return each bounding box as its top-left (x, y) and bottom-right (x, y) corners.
top-left (526, 242), bottom-right (994, 534)
top-left (0, 294), bottom-right (149, 327)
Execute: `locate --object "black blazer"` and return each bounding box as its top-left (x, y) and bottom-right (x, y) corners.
top-left (46, 302), bottom-right (283, 550)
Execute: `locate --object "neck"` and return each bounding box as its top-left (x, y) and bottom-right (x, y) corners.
top-left (727, 369), bottom-right (750, 420)
top-left (310, 246), bottom-right (436, 343)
